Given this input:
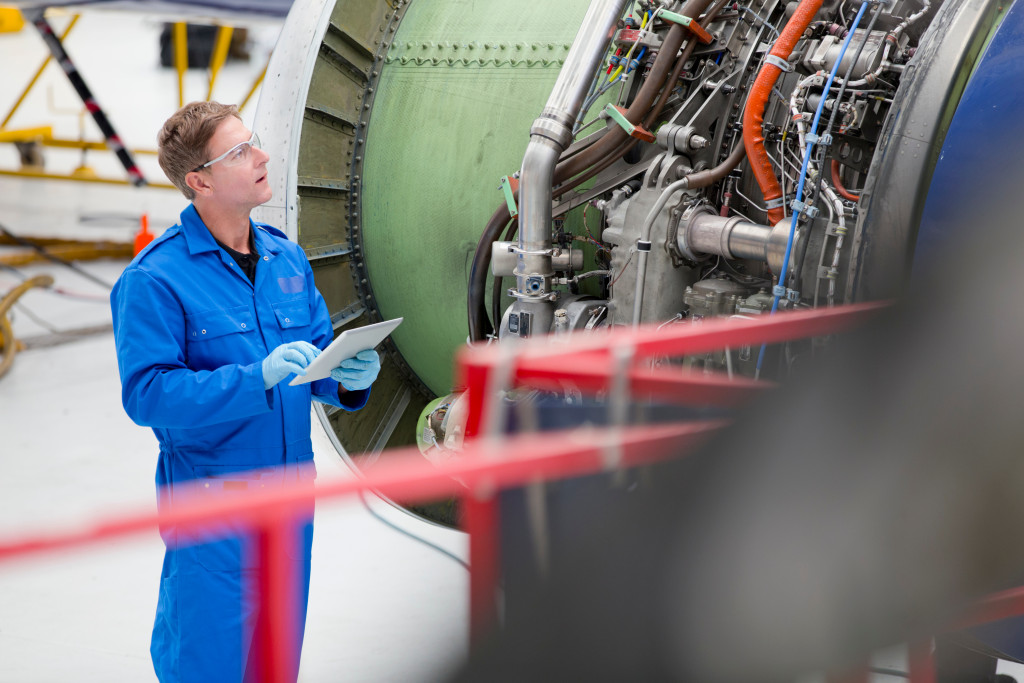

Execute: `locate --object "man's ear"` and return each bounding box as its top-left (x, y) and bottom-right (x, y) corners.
top-left (185, 170), bottom-right (213, 197)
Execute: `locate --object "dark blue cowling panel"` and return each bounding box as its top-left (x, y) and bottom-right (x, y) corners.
top-left (916, 0), bottom-right (1024, 263)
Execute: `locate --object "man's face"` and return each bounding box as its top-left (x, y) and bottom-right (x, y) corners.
top-left (198, 116), bottom-right (272, 210)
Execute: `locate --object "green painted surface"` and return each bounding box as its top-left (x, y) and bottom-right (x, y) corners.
top-left (360, 0), bottom-right (598, 395)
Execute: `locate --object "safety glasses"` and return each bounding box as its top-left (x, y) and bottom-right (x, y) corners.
top-left (192, 132), bottom-right (261, 172)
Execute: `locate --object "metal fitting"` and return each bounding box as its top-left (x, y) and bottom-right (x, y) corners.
top-left (530, 115), bottom-right (573, 149)
top-left (656, 123), bottom-right (710, 153)
top-left (492, 242), bottom-right (584, 276)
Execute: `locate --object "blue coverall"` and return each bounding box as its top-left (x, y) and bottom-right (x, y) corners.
top-left (111, 204), bottom-right (368, 682)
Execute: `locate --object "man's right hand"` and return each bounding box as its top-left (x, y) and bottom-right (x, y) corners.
top-left (261, 341), bottom-right (320, 389)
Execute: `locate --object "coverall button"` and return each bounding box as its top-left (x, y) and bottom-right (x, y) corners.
top-left (263, 256), bottom-right (269, 261)
top-left (285, 318), bottom-right (291, 323)
top-left (241, 323), bottom-right (247, 329)
top-left (202, 329), bottom-right (207, 334)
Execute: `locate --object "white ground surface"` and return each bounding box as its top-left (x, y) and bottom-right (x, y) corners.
top-left (0, 11), bottom-right (466, 682)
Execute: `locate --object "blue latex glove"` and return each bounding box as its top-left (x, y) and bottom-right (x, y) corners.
top-left (261, 341), bottom-right (320, 389)
top-left (331, 349), bottom-right (380, 391)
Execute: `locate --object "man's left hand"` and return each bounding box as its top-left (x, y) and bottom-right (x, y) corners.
top-left (331, 349), bottom-right (381, 391)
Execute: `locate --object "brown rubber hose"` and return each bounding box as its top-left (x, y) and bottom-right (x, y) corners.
top-left (831, 159), bottom-right (860, 201)
top-left (555, 0), bottom-right (717, 183)
top-left (468, 203), bottom-right (513, 340)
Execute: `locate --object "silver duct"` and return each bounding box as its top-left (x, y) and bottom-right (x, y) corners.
top-left (509, 0), bottom-right (630, 337)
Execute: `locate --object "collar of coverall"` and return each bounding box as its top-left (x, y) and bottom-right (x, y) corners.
top-left (179, 203), bottom-right (283, 258)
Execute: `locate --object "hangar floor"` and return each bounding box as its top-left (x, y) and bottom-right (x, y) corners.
top-left (0, 10), bottom-right (466, 682)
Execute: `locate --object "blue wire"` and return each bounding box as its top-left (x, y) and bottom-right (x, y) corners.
top-left (630, 46), bottom-right (648, 70)
top-left (755, 0), bottom-right (870, 374)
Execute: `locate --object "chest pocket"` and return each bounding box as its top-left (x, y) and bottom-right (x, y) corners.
top-left (272, 299), bottom-right (310, 330)
top-left (186, 304), bottom-right (256, 341)
top-left (185, 305), bottom-right (257, 369)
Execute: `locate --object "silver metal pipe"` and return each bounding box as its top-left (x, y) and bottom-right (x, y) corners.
top-left (631, 249), bottom-right (650, 326)
top-left (723, 221), bottom-right (773, 261)
top-left (517, 0), bottom-right (630, 315)
top-left (679, 209), bottom-right (796, 274)
top-left (517, 138), bottom-right (560, 280)
top-left (686, 213), bottom-right (773, 261)
top-left (541, 0), bottom-right (631, 136)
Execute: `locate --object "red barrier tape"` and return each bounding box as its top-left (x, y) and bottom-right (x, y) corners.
top-left (0, 421), bottom-right (725, 562)
top-left (0, 302), bottom-right (902, 680)
top-left (455, 301), bottom-right (888, 373)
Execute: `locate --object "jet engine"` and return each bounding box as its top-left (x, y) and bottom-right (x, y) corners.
top-left (254, 0), bottom-right (1006, 523)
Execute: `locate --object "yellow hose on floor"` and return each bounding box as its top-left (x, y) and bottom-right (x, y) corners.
top-left (0, 274), bottom-right (54, 379)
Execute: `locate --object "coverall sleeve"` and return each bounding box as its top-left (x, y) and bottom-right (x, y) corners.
top-left (112, 268), bottom-right (274, 429)
top-left (305, 259), bottom-right (370, 411)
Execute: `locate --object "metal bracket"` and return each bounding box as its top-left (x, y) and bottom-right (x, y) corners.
top-left (603, 104), bottom-right (656, 143)
top-left (764, 54), bottom-right (793, 72)
top-left (499, 174), bottom-right (519, 218)
top-left (660, 10), bottom-right (714, 45)
top-left (805, 132), bottom-right (832, 147)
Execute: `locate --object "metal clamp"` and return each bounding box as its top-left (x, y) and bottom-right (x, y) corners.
top-left (506, 244), bottom-right (555, 257)
top-left (786, 288), bottom-right (801, 302)
top-left (772, 284), bottom-right (786, 297)
top-left (805, 132), bottom-right (832, 147)
top-left (660, 10), bottom-right (714, 45)
top-left (818, 265), bottom-right (839, 280)
top-left (507, 287), bottom-right (558, 302)
top-left (791, 199), bottom-right (820, 219)
top-left (764, 54), bottom-right (793, 72)
top-left (636, 239), bottom-right (652, 252)
top-left (604, 104), bottom-right (656, 143)
top-left (765, 197), bottom-right (785, 209)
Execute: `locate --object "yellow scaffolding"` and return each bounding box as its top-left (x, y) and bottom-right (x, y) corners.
top-left (0, 13), bottom-right (270, 187)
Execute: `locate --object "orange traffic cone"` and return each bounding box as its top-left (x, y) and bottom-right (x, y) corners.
top-left (133, 214), bottom-right (154, 256)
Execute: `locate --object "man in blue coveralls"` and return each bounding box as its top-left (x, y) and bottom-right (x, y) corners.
top-left (111, 101), bottom-right (380, 682)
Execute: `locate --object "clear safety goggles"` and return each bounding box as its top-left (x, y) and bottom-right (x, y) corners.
top-left (192, 132), bottom-right (261, 172)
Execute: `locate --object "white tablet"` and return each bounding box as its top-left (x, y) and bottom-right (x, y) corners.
top-left (289, 317), bottom-right (403, 386)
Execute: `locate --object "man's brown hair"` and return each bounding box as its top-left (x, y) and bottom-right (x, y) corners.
top-left (157, 101), bottom-right (241, 199)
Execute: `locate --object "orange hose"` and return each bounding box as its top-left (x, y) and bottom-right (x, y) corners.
top-left (742, 0), bottom-right (823, 225)
top-left (830, 159), bottom-right (860, 201)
